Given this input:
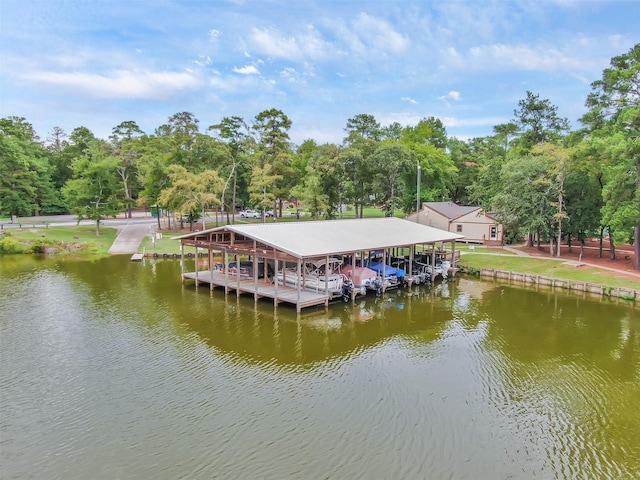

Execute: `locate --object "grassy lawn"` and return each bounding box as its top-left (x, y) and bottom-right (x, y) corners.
top-left (459, 253), bottom-right (640, 290)
top-left (140, 232), bottom-right (183, 254)
top-left (4, 218), bottom-right (638, 294)
top-left (454, 244), bottom-right (517, 254)
top-left (340, 207), bottom-right (405, 218)
top-left (1, 226), bottom-right (118, 255)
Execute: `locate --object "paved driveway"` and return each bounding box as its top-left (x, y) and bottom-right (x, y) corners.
top-left (6, 214), bottom-right (156, 255)
top-left (108, 222), bottom-right (154, 254)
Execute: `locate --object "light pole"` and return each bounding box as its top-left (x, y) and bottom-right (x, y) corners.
top-left (416, 164), bottom-right (421, 222)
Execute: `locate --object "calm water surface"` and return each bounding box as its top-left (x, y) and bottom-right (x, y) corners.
top-left (1, 255), bottom-right (639, 479)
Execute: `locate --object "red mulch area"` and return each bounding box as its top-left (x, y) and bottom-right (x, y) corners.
top-left (508, 240), bottom-right (638, 281)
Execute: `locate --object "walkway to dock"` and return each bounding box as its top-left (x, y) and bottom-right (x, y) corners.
top-left (108, 222), bottom-right (153, 255)
top-left (183, 271), bottom-right (332, 311)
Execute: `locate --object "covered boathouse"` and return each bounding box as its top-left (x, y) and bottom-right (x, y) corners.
top-left (174, 217), bottom-right (464, 312)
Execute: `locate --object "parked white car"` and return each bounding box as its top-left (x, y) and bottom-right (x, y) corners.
top-left (239, 209), bottom-right (260, 219)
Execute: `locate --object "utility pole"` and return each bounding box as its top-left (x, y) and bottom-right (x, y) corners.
top-left (416, 165), bottom-right (421, 222)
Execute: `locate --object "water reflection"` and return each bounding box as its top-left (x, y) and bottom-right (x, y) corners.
top-left (2, 256), bottom-right (639, 480)
top-left (163, 287), bottom-right (450, 367)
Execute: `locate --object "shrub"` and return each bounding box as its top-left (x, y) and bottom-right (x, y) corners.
top-left (24, 238), bottom-right (56, 254)
top-left (0, 236), bottom-right (24, 254)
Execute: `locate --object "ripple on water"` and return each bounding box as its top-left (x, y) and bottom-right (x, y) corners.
top-left (2, 258), bottom-right (639, 479)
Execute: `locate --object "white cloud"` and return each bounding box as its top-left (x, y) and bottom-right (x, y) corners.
top-left (194, 55), bottom-right (211, 67)
top-left (247, 26), bottom-right (333, 62)
top-left (208, 74), bottom-right (260, 93)
top-left (467, 44), bottom-right (598, 72)
top-left (441, 116), bottom-right (506, 128)
top-left (351, 13), bottom-right (409, 54)
top-left (249, 27), bottom-right (303, 61)
top-left (208, 29), bottom-right (221, 39)
top-left (378, 112), bottom-right (423, 127)
top-left (21, 69), bottom-right (201, 99)
top-left (438, 91), bottom-right (462, 107)
top-left (401, 97), bottom-right (418, 104)
top-left (281, 67), bottom-right (303, 83)
top-left (233, 65), bottom-right (259, 75)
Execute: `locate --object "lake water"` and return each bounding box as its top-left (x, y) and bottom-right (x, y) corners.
top-left (1, 255), bottom-right (639, 479)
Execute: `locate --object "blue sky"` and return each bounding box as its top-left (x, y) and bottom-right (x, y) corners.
top-left (1, 0), bottom-right (638, 145)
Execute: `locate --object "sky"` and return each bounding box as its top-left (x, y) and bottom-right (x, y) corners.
top-left (0, 0), bottom-right (638, 146)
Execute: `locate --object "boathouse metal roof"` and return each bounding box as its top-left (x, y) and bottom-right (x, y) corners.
top-left (174, 217), bottom-right (464, 259)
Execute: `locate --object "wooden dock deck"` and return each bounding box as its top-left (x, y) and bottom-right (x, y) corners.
top-left (183, 271), bottom-right (331, 311)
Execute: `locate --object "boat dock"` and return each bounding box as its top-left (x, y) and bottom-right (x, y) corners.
top-left (175, 218), bottom-right (465, 311)
top-left (183, 270), bottom-right (332, 309)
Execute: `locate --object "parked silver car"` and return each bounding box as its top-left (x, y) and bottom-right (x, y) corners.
top-left (239, 209), bottom-right (260, 219)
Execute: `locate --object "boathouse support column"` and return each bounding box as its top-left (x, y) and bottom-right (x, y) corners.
top-left (194, 245), bottom-right (198, 286)
top-left (451, 241), bottom-right (457, 275)
top-left (274, 257), bottom-right (279, 308)
top-left (236, 253), bottom-right (241, 298)
top-left (209, 247), bottom-right (214, 291)
top-left (431, 243), bottom-right (436, 279)
top-left (224, 251), bottom-right (230, 294)
top-left (180, 242), bottom-right (185, 283)
top-left (325, 255), bottom-right (329, 295)
top-left (409, 246), bottom-right (414, 280)
top-left (349, 252), bottom-right (357, 301)
top-left (296, 259), bottom-right (302, 312)
top-left (382, 250), bottom-right (387, 294)
top-left (253, 252), bottom-right (259, 303)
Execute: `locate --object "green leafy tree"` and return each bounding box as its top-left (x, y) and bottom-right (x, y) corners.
top-left (563, 167), bottom-right (603, 255)
top-left (158, 165), bottom-right (223, 231)
top-left (110, 121), bottom-right (145, 218)
top-left (188, 133), bottom-right (230, 173)
top-left (490, 154), bottom-right (556, 246)
top-left (62, 141), bottom-right (121, 235)
top-left (0, 133), bottom-right (39, 217)
top-left (512, 91), bottom-right (570, 152)
top-left (159, 112), bottom-right (201, 170)
top-left (447, 137), bottom-right (487, 205)
top-left (400, 119), bottom-right (457, 210)
top-left (382, 122), bottom-right (403, 141)
top-left (209, 116), bottom-right (252, 222)
top-left (371, 143), bottom-right (412, 217)
top-left (248, 163), bottom-right (282, 220)
top-left (252, 109), bottom-right (292, 217)
top-left (343, 114), bottom-right (381, 217)
top-left (581, 43), bottom-right (640, 268)
top-left (492, 122), bottom-right (520, 152)
top-left (46, 126), bottom-right (73, 197)
top-left (68, 126), bottom-right (97, 155)
top-left (137, 135), bottom-right (173, 230)
top-left (110, 120), bottom-right (144, 145)
top-left (412, 116), bottom-right (448, 149)
top-left (312, 143), bottom-right (348, 219)
top-left (531, 143), bottom-right (573, 256)
top-left (291, 164), bottom-right (329, 219)
top-left (0, 117), bottom-right (60, 217)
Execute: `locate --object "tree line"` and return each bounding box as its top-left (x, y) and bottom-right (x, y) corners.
top-left (1, 44), bottom-right (638, 269)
